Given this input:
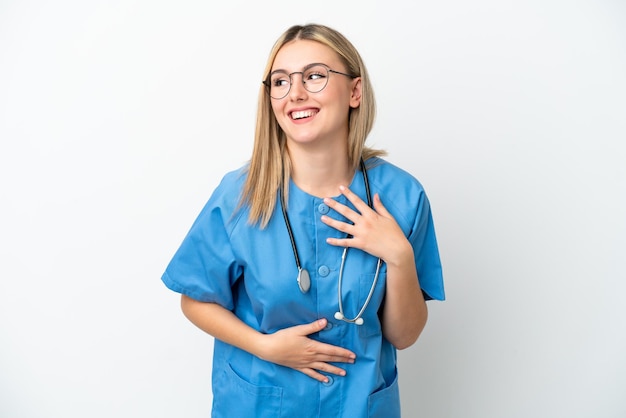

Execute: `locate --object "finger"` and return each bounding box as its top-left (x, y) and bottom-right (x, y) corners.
top-left (322, 196), bottom-right (359, 221)
top-left (317, 353), bottom-right (356, 364)
top-left (320, 215), bottom-right (353, 235)
top-left (298, 367), bottom-right (332, 383)
top-left (316, 342), bottom-right (356, 361)
top-left (291, 320), bottom-right (357, 359)
top-left (294, 318), bottom-right (328, 336)
top-left (299, 362), bottom-right (349, 381)
top-left (372, 193), bottom-right (392, 217)
top-left (325, 236), bottom-right (354, 248)
top-left (338, 185), bottom-right (372, 214)
top-left (311, 362), bottom-right (348, 377)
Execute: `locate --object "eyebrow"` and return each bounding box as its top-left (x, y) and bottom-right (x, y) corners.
top-left (269, 62), bottom-right (328, 76)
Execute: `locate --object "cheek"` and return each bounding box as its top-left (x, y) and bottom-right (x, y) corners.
top-left (324, 87), bottom-right (352, 108)
top-left (270, 102), bottom-right (289, 131)
top-left (270, 99), bottom-right (284, 116)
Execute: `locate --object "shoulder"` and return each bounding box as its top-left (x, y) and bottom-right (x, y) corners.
top-left (365, 157), bottom-right (426, 195)
top-left (210, 164), bottom-right (249, 204)
top-left (194, 164), bottom-right (250, 230)
top-left (364, 157), bottom-right (432, 230)
top-left (217, 164), bottom-right (248, 189)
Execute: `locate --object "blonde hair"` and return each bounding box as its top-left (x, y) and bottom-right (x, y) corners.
top-left (241, 24), bottom-right (385, 227)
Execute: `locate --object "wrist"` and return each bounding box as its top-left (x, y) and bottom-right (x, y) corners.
top-left (249, 331), bottom-right (271, 361)
top-left (383, 239), bottom-right (414, 269)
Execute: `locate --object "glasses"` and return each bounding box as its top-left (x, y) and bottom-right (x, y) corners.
top-left (263, 63), bottom-right (355, 100)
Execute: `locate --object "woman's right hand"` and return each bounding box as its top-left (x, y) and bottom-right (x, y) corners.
top-left (256, 318), bottom-right (356, 383)
top-left (180, 297), bottom-right (355, 383)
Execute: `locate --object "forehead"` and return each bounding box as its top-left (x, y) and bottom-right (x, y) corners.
top-left (271, 40), bottom-right (341, 72)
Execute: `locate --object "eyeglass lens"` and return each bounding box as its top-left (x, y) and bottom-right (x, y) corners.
top-left (268, 65), bottom-right (330, 99)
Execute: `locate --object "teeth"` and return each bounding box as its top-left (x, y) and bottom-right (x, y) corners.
top-left (291, 110), bottom-right (317, 120)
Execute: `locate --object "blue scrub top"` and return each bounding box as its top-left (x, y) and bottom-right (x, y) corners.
top-left (162, 157), bottom-right (444, 418)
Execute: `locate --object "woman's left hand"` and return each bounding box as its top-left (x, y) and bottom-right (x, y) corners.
top-left (323, 185), bottom-right (427, 349)
top-left (321, 185), bottom-right (410, 266)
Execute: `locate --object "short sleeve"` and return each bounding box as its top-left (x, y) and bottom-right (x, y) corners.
top-left (409, 190), bottom-right (445, 301)
top-left (161, 174), bottom-right (244, 309)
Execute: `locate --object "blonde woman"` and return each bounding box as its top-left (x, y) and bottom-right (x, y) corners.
top-left (162, 23), bottom-right (445, 418)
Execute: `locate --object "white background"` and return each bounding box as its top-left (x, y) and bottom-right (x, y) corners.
top-left (1, 1), bottom-right (625, 417)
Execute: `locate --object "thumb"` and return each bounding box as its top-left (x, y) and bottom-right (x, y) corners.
top-left (295, 318), bottom-right (327, 336)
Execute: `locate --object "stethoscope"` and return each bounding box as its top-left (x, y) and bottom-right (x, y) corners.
top-left (279, 158), bottom-right (383, 326)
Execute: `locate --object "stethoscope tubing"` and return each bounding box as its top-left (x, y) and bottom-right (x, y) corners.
top-left (335, 248), bottom-right (382, 325)
top-left (280, 158), bottom-right (383, 325)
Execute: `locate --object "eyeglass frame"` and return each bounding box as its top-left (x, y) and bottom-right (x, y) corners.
top-left (263, 62), bottom-right (357, 100)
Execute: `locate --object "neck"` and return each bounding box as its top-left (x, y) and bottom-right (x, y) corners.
top-left (288, 143), bottom-right (353, 198)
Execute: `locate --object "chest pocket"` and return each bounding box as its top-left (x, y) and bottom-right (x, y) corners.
top-left (358, 272), bottom-right (387, 338)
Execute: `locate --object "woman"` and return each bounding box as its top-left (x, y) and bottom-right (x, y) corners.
top-left (162, 23), bottom-right (445, 417)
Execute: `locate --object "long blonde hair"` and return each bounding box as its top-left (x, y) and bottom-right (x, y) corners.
top-left (240, 24), bottom-right (385, 227)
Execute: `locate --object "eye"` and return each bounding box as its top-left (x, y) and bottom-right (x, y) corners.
top-left (271, 76), bottom-right (289, 87)
top-left (305, 70), bottom-right (326, 81)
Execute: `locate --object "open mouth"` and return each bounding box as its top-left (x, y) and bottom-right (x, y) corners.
top-left (290, 109), bottom-right (319, 120)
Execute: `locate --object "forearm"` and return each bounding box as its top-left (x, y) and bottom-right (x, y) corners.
top-left (380, 243), bottom-right (428, 349)
top-left (180, 295), bottom-right (264, 357)
top-left (180, 294), bottom-right (356, 382)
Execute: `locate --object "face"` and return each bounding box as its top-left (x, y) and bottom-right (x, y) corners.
top-left (269, 40), bottom-right (362, 149)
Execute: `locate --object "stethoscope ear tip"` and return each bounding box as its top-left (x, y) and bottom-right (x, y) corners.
top-left (334, 312), bottom-right (344, 320)
top-left (355, 317), bottom-right (364, 326)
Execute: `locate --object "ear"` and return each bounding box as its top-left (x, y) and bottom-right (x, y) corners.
top-left (349, 77), bottom-right (362, 108)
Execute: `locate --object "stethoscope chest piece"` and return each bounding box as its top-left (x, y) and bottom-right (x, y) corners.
top-left (297, 268), bottom-right (311, 293)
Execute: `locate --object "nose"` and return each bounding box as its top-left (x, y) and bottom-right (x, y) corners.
top-left (288, 72), bottom-right (308, 101)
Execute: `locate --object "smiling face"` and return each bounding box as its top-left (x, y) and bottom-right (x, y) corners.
top-left (269, 40), bottom-right (362, 151)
